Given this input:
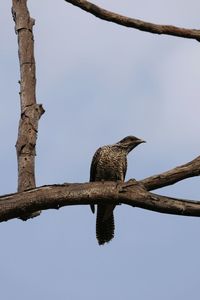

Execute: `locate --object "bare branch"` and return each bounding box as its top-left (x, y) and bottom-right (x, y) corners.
top-left (12, 0), bottom-right (45, 219)
top-left (0, 181), bottom-right (200, 222)
top-left (7, 1), bottom-right (200, 226)
top-left (140, 155), bottom-right (200, 191)
top-left (64, 0), bottom-right (200, 41)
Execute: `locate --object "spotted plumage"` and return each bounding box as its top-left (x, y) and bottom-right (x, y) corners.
top-left (90, 136), bottom-right (145, 245)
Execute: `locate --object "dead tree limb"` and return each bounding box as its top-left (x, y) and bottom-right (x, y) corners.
top-left (0, 180), bottom-right (200, 222)
top-left (0, 154), bottom-right (200, 222)
top-left (140, 155), bottom-right (200, 191)
top-left (6, 1), bottom-right (200, 224)
top-left (12, 0), bottom-right (44, 220)
top-left (64, 0), bottom-right (200, 41)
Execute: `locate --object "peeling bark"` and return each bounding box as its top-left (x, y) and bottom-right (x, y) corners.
top-left (12, 0), bottom-right (44, 220)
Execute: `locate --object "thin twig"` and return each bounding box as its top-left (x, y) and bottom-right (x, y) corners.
top-left (64, 0), bottom-right (200, 41)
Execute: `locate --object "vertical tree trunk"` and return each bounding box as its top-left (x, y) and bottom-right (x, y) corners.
top-left (12, 0), bottom-right (44, 220)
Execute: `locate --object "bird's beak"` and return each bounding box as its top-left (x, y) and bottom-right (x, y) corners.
top-left (137, 139), bottom-right (146, 144)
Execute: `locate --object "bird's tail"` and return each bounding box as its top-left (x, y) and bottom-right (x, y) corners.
top-left (96, 204), bottom-right (115, 245)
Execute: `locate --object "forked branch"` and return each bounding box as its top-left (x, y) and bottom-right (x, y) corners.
top-left (0, 153), bottom-right (200, 222)
top-left (7, 1), bottom-right (200, 223)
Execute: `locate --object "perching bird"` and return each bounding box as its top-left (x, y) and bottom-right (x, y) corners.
top-left (90, 135), bottom-right (145, 245)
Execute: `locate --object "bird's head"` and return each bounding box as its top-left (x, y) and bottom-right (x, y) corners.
top-left (117, 135), bottom-right (146, 153)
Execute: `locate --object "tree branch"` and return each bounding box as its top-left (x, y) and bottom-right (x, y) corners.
top-left (12, 0), bottom-right (44, 220)
top-left (64, 0), bottom-right (200, 41)
top-left (140, 155), bottom-right (200, 191)
top-left (7, 1), bottom-right (200, 225)
top-left (1, 153), bottom-right (200, 222)
top-left (0, 180), bottom-right (200, 222)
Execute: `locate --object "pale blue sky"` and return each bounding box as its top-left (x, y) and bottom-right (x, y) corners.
top-left (1, 1), bottom-right (200, 299)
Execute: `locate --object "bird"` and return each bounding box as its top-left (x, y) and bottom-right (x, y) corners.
top-left (90, 135), bottom-right (145, 245)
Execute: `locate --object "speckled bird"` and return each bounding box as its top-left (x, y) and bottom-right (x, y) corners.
top-left (90, 136), bottom-right (145, 245)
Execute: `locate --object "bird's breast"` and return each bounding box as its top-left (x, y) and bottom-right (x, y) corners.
top-left (95, 147), bottom-right (126, 181)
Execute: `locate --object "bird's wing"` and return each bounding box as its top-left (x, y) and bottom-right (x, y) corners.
top-left (89, 147), bottom-right (102, 213)
top-left (90, 147), bottom-right (102, 182)
top-left (123, 156), bottom-right (127, 181)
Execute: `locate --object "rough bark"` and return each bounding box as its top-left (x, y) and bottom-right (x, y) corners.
top-left (64, 0), bottom-right (200, 41)
top-left (1, 153), bottom-right (200, 222)
top-left (6, 1), bottom-right (200, 225)
top-left (140, 155), bottom-right (200, 191)
top-left (1, 180), bottom-right (200, 222)
top-left (12, 0), bottom-right (44, 220)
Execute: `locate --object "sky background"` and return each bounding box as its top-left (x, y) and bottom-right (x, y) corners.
top-left (1, 1), bottom-right (200, 299)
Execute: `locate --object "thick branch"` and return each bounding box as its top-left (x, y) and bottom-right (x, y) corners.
top-left (12, 1), bottom-right (44, 219)
top-left (0, 181), bottom-right (200, 222)
top-left (140, 155), bottom-right (200, 191)
top-left (0, 152), bottom-right (199, 222)
top-left (64, 0), bottom-right (200, 41)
